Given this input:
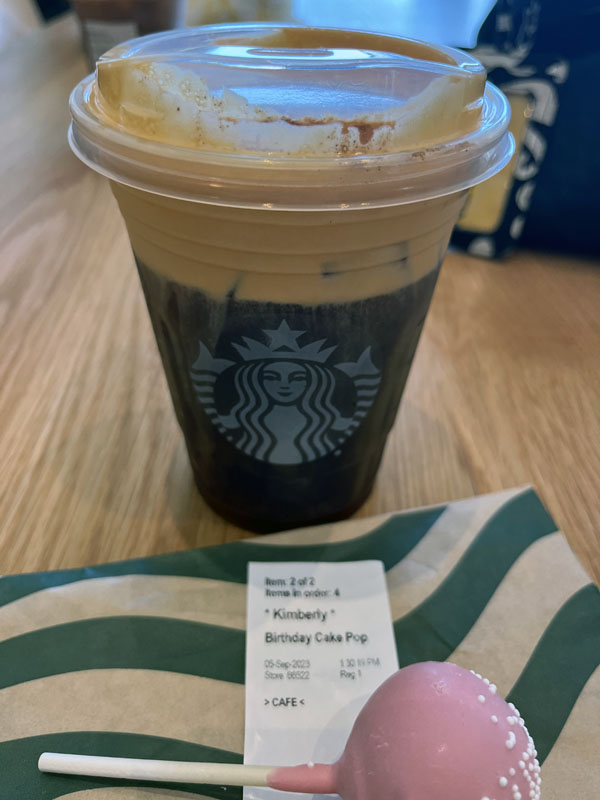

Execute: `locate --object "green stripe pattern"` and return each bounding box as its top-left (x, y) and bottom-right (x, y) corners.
top-left (0, 618), bottom-right (246, 690)
top-left (508, 583), bottom-right (600, 763)
top-left (1, 487), bottom-right (598, 800)
top-left (394, 489), bottom-right (558, 665)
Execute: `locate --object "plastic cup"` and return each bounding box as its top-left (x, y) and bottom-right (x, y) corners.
top-left (69, 24), bottom-right (512, 531)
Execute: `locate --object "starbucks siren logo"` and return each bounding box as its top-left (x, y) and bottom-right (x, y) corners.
top-left (190, 321), bottom-right (381, 465)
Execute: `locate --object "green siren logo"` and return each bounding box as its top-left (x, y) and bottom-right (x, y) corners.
top-left (191, 321), bottom-right (380, 465)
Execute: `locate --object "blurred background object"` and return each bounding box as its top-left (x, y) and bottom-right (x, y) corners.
top-left (0, 0), bottom-right (42, 49)
top-left (452, 0), bottom-right (600, 258)
top-left (71, 0), bottom-right (187, 66)
top-left (502, 0), bottom-right (600, 257)
top-left (187, 0), bottom-right (292, 26)
top-left (36, 0), bottom-right (70, 21)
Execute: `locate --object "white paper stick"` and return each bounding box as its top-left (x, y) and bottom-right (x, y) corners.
top-left (38, 752), bottom-right (273, 786)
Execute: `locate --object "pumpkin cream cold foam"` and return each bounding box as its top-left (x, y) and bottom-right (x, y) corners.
top-left (69, 24), bottom-right (512, 530)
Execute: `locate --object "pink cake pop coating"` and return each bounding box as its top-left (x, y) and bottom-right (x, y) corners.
top-left (268, 662), bottom-right (541, 800)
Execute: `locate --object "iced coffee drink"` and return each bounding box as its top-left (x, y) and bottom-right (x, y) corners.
top-left (69, 25), bottom-right (512, 530)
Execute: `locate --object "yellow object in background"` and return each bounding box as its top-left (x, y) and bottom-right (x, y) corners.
top-left (456, 93), bottom-right (531, 234)
top-left (187, 0), bottom-right (293, 25)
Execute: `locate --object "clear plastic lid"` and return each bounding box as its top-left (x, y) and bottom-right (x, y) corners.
top-left (69, 24), bottom-right (513, 209)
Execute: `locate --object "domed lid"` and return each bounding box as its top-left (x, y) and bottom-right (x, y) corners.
top-left (69, 24), bottom-right (513, 208)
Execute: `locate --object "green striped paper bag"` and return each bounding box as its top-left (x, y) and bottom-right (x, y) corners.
top-left (1, 487), bottom-right (598, 800)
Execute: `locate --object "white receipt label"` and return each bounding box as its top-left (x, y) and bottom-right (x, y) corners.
top-left (244, 561), bottom-right (399, 800)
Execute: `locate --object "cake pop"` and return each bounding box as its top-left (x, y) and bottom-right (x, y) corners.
top-left (39, 661), bottom-right (541, 800)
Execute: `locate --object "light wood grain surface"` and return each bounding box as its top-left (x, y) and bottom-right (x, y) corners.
top-left (1, 15), bottom-right (599, 582)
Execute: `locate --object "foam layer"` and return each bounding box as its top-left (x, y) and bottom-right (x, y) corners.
top-left (111, 182), bottom-right (465, 302)
top-left (92, 26), bottom-right (486, 157)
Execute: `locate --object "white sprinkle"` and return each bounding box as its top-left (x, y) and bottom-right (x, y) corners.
top-left (476, 672), bottom-right (482, 679)
top-left (470, 670), bottom-right (476, 674)
top-left (506, 731), bottom-right (517, 750)
top-left (512, 786), bottom-right (519, 792)
top-left (307, 761), bottom-right (315, 768)
top-left (491, 715), bottom-right (499, 723)
top-left (481, 797), bottom-right (491, 800)
top-left (490, 683), bottom-right (497, 693)
top-left (499, 777), bottom-right (508, 787)
top-left (509, 702), bottom-right (516, 711)
top-left (507, 716), bottom-right (516, 725)
top-left (483, 678), bottom-right (490, 685)
top-left (519, 718), bottom-right (525, 726)
top-left (515, 794), bottom-right (522, 800)
top-left (523, 753), bottom-right (529, 761)
top-left (530, 793), bottom-right (535, 799)
top-left (509, 768), bottom-right (516, 776)
top-left (519, 761), bottom-right (525, 769)
top-left (478, 694), bottom-right (486, 703)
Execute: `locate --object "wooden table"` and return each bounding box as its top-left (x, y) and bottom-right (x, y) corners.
top-left (2, 15), bottom-right (599, 582)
